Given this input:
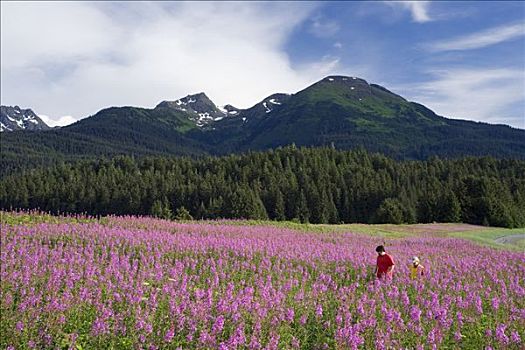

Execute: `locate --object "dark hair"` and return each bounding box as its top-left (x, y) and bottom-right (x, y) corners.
top-left (375, 245), bottom-right (385, 253)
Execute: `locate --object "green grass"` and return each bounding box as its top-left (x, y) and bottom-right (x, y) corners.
top-left (206, 220), bottom-right (448, 239)
top-left (353, 118), bottom-right (389, 133)
top-left (447, 228), bottom-right (525, 251)
top-left (205, 219), bottom-right (524, 250)
top-left (0, 211), bottom-right (98, 226)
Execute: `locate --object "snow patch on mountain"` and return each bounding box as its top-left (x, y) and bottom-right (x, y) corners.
top-left (1, 122), bottom-right (13, 132)
top-left (0, 105), bottom-right (50, 132)
top-left (217, 105), bottom-right (228, 114)
top-left (157, 91), bottom-right (292, 129)
top-left (263, 102), bottom-right (272, 113)
top-left (156, 93), bottom-right (245, 128)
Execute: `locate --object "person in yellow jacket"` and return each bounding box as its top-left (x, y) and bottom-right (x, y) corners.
top-left (409, 256), bottom-right (425, 279)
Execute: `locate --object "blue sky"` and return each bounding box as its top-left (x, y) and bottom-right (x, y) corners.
top-left (1, 1), bottom-right (524, 128)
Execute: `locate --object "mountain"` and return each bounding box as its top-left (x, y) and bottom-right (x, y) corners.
top-left (2, 75), bottom-right (524, 175)
top-left (0, 105), bottom-right (51, 132)
top-left (196, 76), bottom-right (525, 158)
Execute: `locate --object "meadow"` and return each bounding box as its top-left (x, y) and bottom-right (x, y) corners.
top-left (1, 212), bottom-right (524, 349)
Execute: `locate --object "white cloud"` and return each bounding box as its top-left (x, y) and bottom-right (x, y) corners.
top-left (299, 55), bottom-right (342, 76)
top-left (387, 1), bottom-right (432, 23)
top-left (38, 115), bottom-right (77, 127)
top-left (398, 68), bottom-right (525, 128)
top-left (309, 16), bottom-right (340, 37)
top-left (426, 22), bottom-right (525, 52)
top-left (334, 42), bottom-right (343, 49)
top-left (1, 2), bottom-right (342, 124)
top-left (0, 3), bottom-right (121, 69)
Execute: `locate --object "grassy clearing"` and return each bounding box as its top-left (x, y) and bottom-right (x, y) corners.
top-left (447, 228), bottom-right (525, 251)
top-left (204, 220), bottom-right (410, 238)
top-left (208, 220), bottom-right (467, 238)
top-left (207, 219), bottom-right (524, 251)
top-left (335, 224), bottom-right (524, 251)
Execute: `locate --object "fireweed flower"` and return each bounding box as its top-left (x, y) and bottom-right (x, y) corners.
top-left (164, 328), bottom-right (174, 343)
top-left (212, 315), bottom-right (225, 334)
top-left (496, 324), bottom-right (510, 345)
top-left (285, 308), bottom-right (295, 322)
top-left (299, 314), bottom-right (308, 326)
top-left (491, 297), bottom-right (500, 311)
top-left (1, 215), bottom-right (524, 349)
top-left (316, 304), bottom-right (323, 318)
top-left (510, 330), bottom-right (521, 344)
top-left (410, 305), bottom-right (422, 323)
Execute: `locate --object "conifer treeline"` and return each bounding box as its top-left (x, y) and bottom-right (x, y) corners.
top-left (1, 147), bottom-right (524, 227)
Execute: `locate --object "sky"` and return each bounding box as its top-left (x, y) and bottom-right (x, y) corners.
top-left (1, 1), bottom-right (524, 129)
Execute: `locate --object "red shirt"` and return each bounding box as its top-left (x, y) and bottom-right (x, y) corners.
top-left (376, 253), bottom-right (395, 278)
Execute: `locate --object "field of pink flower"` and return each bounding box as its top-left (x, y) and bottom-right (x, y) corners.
top-left (1, 215), bottom-right (524, 349)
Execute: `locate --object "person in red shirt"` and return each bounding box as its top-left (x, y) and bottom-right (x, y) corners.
top-left (375, 245), bottom-right (395, 279)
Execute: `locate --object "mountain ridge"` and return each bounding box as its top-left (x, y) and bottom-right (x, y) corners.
top-left (2, 75), bottom-right (524, 175)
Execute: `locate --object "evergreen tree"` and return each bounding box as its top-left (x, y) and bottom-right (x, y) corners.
top-left (273, 190), bottom-right (286, 221)
top-left (296, 191), bottom-right (310, 223)
top-left (442, 190), bottom-right (461, 223)
top-left (150, 199), bottom-right (164, 219)
top-left (376, 198), bottom-right (404, 224)
top-left (175, 206), bottom-right (193, 221)
top-left (151, 197), bottom-right (172, 220)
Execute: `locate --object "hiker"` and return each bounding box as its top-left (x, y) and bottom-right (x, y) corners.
top-left (409, 256), bottom-right (425, 280)
top-left (375, 245), bottom-right (395, 279)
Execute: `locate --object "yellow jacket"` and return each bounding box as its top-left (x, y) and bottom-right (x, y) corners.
top-left (410, 264), bottom-right (424, 279)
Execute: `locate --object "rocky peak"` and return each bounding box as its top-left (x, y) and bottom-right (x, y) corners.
top-left (156, 93), bottom-right (230, 127)
top-left (0, 105), bottom-right (51, 132)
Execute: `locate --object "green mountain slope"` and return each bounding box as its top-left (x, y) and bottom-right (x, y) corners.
top-left (210, 76), bottom-right (524, 159)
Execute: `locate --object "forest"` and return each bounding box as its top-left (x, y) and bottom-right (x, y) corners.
top-left (1, 146), bottom-right (524, 227)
